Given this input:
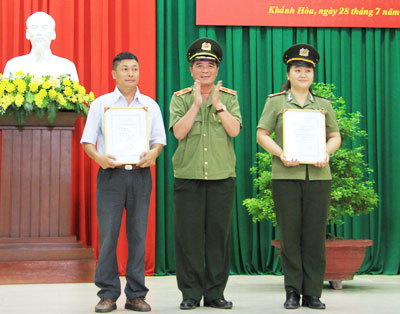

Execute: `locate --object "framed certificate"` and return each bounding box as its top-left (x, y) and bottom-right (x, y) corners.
top-left (104, 107), bottom-right (149, 164)
top-left (282, 109), bottom-right (326, 164)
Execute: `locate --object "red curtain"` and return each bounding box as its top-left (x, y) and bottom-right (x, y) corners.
top-left (0, 0), bottom-right (157, 275)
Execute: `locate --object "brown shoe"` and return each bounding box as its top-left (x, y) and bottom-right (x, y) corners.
top-left (125, 297), bottom-right (151, 312)
top-left (95, 298), bottom-right (117, 313)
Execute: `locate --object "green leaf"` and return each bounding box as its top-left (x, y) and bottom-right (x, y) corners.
top-left (23, 101), bottom-right (34, 113)
top-left (42, 98), bottom-right (49, 108)
top-left (36, 108), bottom-right (45, 119)
top-left (47, 102), bottom-right (58, 123)
top-left (64, 101), bottom-right (74, 110)
top-left (25, 91), bottom-right (34, 104)
top-left (14, 109), bottom-right (25, 125)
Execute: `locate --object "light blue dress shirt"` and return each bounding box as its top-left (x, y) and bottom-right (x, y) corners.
top-left (81, 87), bottom-right (166, 154)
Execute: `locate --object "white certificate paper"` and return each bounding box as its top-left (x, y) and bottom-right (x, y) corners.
top-left (104, 107), bottom-right (149, 163)
top-left (283, 109), bottom-right (326, 164)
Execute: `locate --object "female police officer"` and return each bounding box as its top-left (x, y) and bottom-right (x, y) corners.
top-left (256, 44), bottom-right (341, 310)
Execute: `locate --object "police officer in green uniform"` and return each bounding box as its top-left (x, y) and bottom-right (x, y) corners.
top-left (169, 38), bottom-right (242, 310)
top-left (257, 44), bottom-right (341, 310)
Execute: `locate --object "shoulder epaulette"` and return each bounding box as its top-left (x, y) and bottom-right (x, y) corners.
top-left (268, 91), bottom-right (287, 98)
top-left (220, 86), bottom-right (237, 96)
top-left (312, 93), bottom-right (329, 100)
top-left (174, 87), bottom-right (192, 96)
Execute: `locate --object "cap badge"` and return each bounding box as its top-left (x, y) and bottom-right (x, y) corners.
top-left (299, 48), bottom-right (309, 57)
top-left (201, 42), bottom-right (212, 51)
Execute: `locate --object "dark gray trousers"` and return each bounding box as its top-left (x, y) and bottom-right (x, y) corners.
top-left (174, 177), bottom-right (236, 302)
top-left (272, 178), bottom-right (331, 297)
top-left (95, 167), bottom-right (152, 301)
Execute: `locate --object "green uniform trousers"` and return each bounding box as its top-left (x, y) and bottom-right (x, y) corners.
top-left (174, 177), bottom-right (235, 302)
top-left (272, 177), bottom-right (331, 297)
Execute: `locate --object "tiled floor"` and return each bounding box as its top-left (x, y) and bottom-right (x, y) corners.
top-left (0, 275), bottom-right (399, 313)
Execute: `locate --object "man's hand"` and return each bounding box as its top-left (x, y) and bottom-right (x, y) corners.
top-left (96, 154), bottom-right (122, 169)
top-left (211, 80), bottom-right (224, 110)
top-left (136, 143), bottom-right (163, 168)
top-left (82, 143), bottom-right (122, 169)
top-left (193, 80), bottom-right (202, 108)
top-left (136, 150), bottom-right (158, 168)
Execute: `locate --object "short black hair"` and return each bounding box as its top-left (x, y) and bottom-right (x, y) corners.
top-left (112, 52), bottom-right (139, 70)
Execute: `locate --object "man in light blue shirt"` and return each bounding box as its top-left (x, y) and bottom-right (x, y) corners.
top-left (81, 52), bottom-right (166, 313)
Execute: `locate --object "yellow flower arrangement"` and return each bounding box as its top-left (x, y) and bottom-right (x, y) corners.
top-left (0, 72), bottom-right (95, 125)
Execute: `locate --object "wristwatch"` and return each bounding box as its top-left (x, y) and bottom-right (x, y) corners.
top-left (215, 105), bottom-right (227, 114)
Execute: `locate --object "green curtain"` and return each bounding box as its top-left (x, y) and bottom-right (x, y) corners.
top-left (155, 0), bottom-right (400, 275)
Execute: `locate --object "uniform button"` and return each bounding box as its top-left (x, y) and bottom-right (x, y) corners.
top-left (205, 172), bottom-right (208, 175)
top-left (204, 176), bottom-right (208, 179)
top-left (203, 133), bottom-right (206, 136)
top-left (204, 148), bottom-right (208, 151)
top-left (205, 162), bottom-right (208, 165)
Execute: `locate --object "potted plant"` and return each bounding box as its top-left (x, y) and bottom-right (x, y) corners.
top-left (243, 83), bottom-right (379, 289)
top-left (0, 71), bottom-right (94, 126)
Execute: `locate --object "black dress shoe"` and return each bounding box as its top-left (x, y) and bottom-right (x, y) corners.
top-left (302, 296), bottom-right (326, 309)
top-left (284, 290), bottom-right (300, 309)
top-left (204, 298), bottom-right (233, 309)
top-left (180, 299), bottom-right (200, 310)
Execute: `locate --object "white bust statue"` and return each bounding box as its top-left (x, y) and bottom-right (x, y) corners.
top-left (2, 11), bottom-right (79, 81)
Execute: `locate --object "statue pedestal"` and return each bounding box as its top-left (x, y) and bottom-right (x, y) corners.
top-left (0, 112), bottom-right (95, 284)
